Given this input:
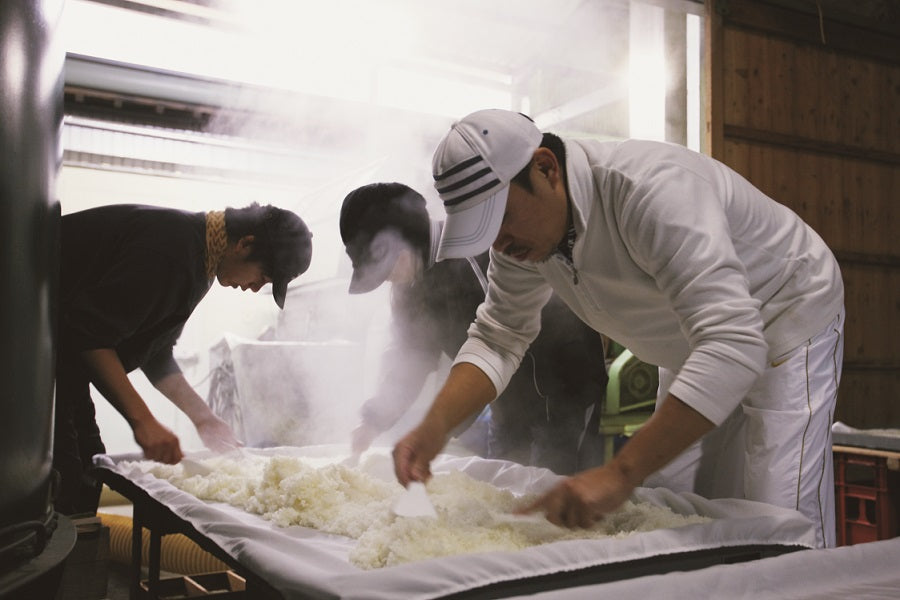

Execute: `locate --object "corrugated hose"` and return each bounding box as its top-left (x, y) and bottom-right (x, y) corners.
top-left (98, 512), bottom-right (227, 575)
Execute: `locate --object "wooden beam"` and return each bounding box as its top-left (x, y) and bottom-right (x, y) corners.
top-left (835, 251), bottom-right (900, 269)
top-left (717, 0), bottom-right (900, 65)
top-left (704, 0), bottom-right (725, 156)
top-left (723, 125), bottom-right (900, 167)
top-left (843, 361), bottom-right (900, 372)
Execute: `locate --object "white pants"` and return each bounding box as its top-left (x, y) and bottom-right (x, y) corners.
top-left (645, 309), bottom-right (844, 548)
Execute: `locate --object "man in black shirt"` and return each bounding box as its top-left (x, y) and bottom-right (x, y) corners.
top-left (340, 183), bottom-right (606, 473)
top-left (55, 202), bottom-right (312, 514)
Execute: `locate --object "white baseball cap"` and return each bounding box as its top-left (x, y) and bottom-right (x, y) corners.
top-left (431, 109), bottom-right (542, 261)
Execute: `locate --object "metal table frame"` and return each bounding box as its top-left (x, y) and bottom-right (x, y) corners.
top-left (93, 466), bottom-right (283, 600)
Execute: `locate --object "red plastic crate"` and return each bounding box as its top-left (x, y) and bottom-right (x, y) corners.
top-left (833, 446), bottom-right (900, 546)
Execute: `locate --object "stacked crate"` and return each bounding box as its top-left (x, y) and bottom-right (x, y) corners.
top-left (833, 445), bottom-right (900, 546)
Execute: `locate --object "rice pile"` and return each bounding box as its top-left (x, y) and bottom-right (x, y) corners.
top-left (129, 453), bottom-right (710, 569)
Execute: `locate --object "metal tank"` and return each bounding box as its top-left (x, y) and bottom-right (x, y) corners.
top-left (0, 0), bottom-right (69, 595)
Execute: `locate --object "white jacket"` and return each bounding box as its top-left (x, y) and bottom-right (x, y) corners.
top-left (454, 138), bottom-right (844, 426)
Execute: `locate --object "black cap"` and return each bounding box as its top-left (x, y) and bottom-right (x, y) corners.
top-left (265, 206), bottom-right (313, 309)
top-left (345, 229), bottom-right (407, 294)
top-left (339, 183), bottom-right (430, 295)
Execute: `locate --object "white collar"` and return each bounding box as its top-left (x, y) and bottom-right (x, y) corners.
top-left (427, 220), bottom-right (443, 269)
top-left (561, 138), bottom-right (594, 239)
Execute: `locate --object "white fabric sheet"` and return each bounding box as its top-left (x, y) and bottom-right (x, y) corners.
top-left (95, 446), bottom-right (816, 600)
top-left (512, 536), bottom-right (900, 600)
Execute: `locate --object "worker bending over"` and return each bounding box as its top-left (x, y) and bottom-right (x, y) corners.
top-left (393, 109), bottom-right (844, 548)
top-left (340, 182), bottom-right (607, 473)
top-left (55, 202), bottom-right (312, 515)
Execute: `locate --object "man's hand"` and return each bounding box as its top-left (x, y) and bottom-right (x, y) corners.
top-left (132, 417), bottom-right (183, 464)
top-left (80, 348), bottom-right (185, 463)
top-left (517, 465), bottom-right (636, 528)
top-left (392, 419), bottom-right (448, 486)
top-left (394, 362), bottom-right (497, 486)
top-left (194, 414), bottom-right (242, 453)
top-left (519, 392), bottom-right (716, 528)
top-left (153, 372), bottom-right (243, 453)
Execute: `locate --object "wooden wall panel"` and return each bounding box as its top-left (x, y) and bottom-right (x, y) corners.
top-left (722, 140), bottom-right (899, 257)
top-left (842, 265), bottom-right (900, 362)
top-left (723, 29), bottom-right (900, 154)
top-left (837, 371), bottom-right (900, 428)
top-left (707, 0), bottom-right (900, 428)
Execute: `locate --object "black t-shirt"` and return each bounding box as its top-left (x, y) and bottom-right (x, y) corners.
top-left (361, 252), bottom-right (607, 431)
top-left (391, 253), bottom-right (489, 361)
top-left (58, 204), bottom-right (211, 382)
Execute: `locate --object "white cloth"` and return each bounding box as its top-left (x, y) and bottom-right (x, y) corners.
top-left (646, 309), bottom-right (845, 548)
top-left (509, 537), bottom-right (900, 600)
top-left (455, 138), bottom-right (844, 427)
top-left (95, 447), bottom-right (817, 600)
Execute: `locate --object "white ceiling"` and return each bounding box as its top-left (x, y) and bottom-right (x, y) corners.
top-left (61, 0), bottom-right (703, 212)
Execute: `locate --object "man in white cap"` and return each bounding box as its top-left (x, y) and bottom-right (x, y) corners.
top-left (393, 109), bottom-right (844, 548)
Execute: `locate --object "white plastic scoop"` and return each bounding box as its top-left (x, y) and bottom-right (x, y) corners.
top-left (492, 512), bottom-right (557, 527)
top-left (180, 457), bottom-right (212, 477)
top-left (391, 481), bottom-right (437, 518)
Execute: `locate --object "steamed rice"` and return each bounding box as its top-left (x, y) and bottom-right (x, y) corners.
top-left (127, 454), bottom-right (710, 569)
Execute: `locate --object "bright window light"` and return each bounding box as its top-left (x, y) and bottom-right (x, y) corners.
top-left (62, 0), bottom-right (430, 107)
top-left (628, 1), bottom-right (667, 141)
top-left (686, 13), bottom-right (702, 151)
top-left (377, 65), bottom-right (512, 119)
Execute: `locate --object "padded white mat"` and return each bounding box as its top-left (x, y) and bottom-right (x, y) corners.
top-left (95, 446), bottom-right (816, 600)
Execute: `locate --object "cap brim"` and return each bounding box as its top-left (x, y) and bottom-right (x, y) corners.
top-left (348, 244), bottom-right (401, 294)
top-left (436, 186), bottom-right (508, 261)
top-left (272, 279), bottom-right (289, 309)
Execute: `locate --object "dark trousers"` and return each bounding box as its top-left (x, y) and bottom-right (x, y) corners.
top-left (52, 355), bottom-right (105, 515)
top-left (488, 353), bottom-right (604, 475)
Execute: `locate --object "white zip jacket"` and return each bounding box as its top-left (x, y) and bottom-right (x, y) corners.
top-left (454, 138), bottom-right (844, 426)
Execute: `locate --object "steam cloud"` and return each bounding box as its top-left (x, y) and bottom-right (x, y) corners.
top-left (190, 0), bottom-right (692, 452)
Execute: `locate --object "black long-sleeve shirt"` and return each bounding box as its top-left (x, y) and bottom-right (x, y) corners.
top-left (58, 204), bottom-right (211, 382)
top-left (360, 252), bottom-right (607, 432)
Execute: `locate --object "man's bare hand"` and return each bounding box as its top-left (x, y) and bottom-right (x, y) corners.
top-left (393, 362), bottom-right (496, 486)
top-left (392, 420), bottom-right (447, 486)
top-left (517, 465), bottom-right (635, 528)
top-left (195, 415), bottom-right (242, 453)
top-left (133, 418), bottom-right (183, 464)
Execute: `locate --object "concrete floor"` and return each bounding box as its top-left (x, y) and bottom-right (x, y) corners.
top-left (55, 499), bottom-right (183, 600)
top-left (104, 561), bottom-right (130, 600)
top-left (61, 559), bottom-right (181, 600)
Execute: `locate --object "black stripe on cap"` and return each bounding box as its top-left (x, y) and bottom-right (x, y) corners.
top-left (435, 167), bottom-right (492, 195)
top-left (433, 155), bottom-right (483, 181)
top-left (441, 179), bottom-right (501, 207)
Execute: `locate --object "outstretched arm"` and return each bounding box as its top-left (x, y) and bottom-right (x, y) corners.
top-left (354, 337), bottom-right (441, 454)
top-left (393, 362), bottom-right (496, 486)
top-left (152, 372), bottom-right (242, 452)
top-left (520, 393), bottom-right (715, 527)
top-left (80, 348), bottom-right (183, 464)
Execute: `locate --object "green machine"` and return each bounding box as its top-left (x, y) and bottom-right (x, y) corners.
top-left (599, 342), bottom-right (658, 463)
